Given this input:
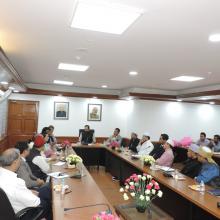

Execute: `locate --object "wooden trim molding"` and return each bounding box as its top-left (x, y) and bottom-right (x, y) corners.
top-left (178, 90), bottom-right (220, 99)
top-left (129, 92), bottom-right (177, 100)
top-left (0, 136), bottom-right (8, 153)
top-left (21, 88), bottom-right (119, 100)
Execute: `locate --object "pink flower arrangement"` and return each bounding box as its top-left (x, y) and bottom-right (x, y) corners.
top-left (92, 211), bottom-right (120, 220)
top-left (173, 137), bottom-right (192, 148)
top-left (120, 173), bottom-right (163, 204)
top-left (109, 141), bottom-right (120, 149)
top-left (61, 140), bottom-right (71, 148)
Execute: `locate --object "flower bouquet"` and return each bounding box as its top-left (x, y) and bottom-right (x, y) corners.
top-left (141, 155), bottom-right (155, 166)
top-left (92, 211), bottom-right (119, 220)
top-left (66, 154), bottom-right (83, 169)
top-left (173, 137), bottom-right (192, 148)
top-left (120, 173), bottom-right (163, 214)
top-left (109, 141), bottom-right (120, 150)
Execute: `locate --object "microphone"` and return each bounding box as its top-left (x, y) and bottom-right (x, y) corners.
top-left (64, 203), bottom-right (111, 212)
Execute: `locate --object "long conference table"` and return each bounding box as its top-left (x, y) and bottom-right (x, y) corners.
top-left (69, 144), bottom-right (220, 220)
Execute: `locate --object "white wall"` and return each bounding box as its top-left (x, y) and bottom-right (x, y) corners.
top-left (9, 94), bottom-right (128, 137)
top-left (9, 93), bottom-right (220, 141)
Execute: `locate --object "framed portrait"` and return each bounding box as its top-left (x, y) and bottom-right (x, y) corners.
top-left (54, 102), bottom-right (69, 120)
top-left (87, 104), bottom-right (102, 121)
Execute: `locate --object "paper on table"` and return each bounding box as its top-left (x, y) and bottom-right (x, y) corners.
top-left (53, 161), bottom-right (66, 166)
top-left (158, 166), bottom-right (175, 172)
top-left (48, 172), bottom-right (69, 179)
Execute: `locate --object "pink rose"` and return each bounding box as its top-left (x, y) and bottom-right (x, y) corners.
top-left (146, 184), bottom-right (152, 190)
top-left (155, 185), bottom-right (160, 190)
top-left (130, 185), bottom-right (135, 190)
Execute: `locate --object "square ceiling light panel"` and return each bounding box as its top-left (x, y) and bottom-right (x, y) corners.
top-left (71, 0), bottom-right (143, 34)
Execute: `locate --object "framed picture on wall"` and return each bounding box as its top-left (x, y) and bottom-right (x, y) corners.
top-left (87, 104), bottom-right (102, 121)
top-left (54, 102), bottom-right (69, 120)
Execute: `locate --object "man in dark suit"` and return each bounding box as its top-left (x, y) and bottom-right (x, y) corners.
top-left (128, 132), bottom-right (140, 152)
top-left (150, 134), bottom-right (168, 160)
top-left (79, 125), bottom-right (96, 144)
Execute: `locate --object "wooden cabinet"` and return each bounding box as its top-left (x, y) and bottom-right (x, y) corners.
top-left (7, 100), bottom-right (39, 147)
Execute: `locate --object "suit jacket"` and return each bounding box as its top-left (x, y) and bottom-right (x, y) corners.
top-left (150, 143), bottom-right (165, 160)
top-left (16, 158), bottom-right (39, 189)
top-left (128, 138), bottom-right (140, 152)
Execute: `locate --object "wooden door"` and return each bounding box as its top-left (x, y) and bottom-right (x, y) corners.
top-left (7, 100), bottom-right (39, 147)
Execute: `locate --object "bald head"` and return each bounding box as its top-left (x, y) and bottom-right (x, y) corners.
top-left (0, 148), bottom-right (20, 171)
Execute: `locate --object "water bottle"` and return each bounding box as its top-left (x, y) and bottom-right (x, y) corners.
top-left (61, 177), bottom-right (65, 197)
top-left (199, 180), bottom-right (205, 194)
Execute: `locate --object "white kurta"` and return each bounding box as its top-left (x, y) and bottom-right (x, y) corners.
top-left (0, 167), bottom-right (40, 213)
top-left (137, 140), bottom-right (154, 155)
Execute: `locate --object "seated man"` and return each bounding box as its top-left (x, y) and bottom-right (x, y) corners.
top-left (106, 128), bottom-right (122, 147)
top-left (195, 146), bottom-right (219, 184)
top-left (128, 132), bottom-right (140, 152)
top-left (180, 144), bottom-right (202, 178)
top-left (0, 148), bottom-right (40, 213)
top-left (26, 135), bottom-right (50, 181)
top-left (156, 139), bottom-right (174, 167)
top-left (209, 134), bottom-right (220, 152)
top-left (79, 125), bottom-right (96, 144)
top-left (15, 141), bottom-right (45, 189)
top-left (196, 132), bottom-right (210, 147)
top-left (136, 132), bottom-right (154, 155)
top-left (150, 133), bottom-right (168, 160)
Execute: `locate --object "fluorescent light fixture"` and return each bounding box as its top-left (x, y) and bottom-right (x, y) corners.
top-left (71, 0), bottom-right (143, 34)
top-left (13, 90), bottom-right (19, 93)
top-left (0, 90), bottom-right (4, 96)
top-left (0, 81), bottom-right (8, 85)
top-left (200, 97), bottom-right (209, 100)
top-left (101, 85), bottom-right (108, 88)
top-left (170, 76), bottom-right (204, 82)
top-left (177, 99), bottom-right (182, 102)
top-left (209, 102), bottom-right (215, 105)
top-left (9, 86), bottom-right (15, 90)
top-left (58, 63), bottom-right (89, 72)
top-left (53, 80), bottom-right (74, 86)
top-left (209, 34), bottom-right (220, 42)
top-left (129, 71), bottom-right (138, 76)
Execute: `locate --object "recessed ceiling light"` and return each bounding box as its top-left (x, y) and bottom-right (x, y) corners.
top-left (0, 90), bottom-right (4, 96)
top-left (129, 71), bottom-right (138, 76)
top-left (58, 63), bottom-right (89, 72)
top-left (209, 34), bottom-right (220, 42)
top-left (93, 96), bottom-right (97, 99)
top-left (13, 90), bottom-right (19, 93)
top-left (209, 102), bottom-right (215, 105)
top-left (1, 81), bottom-right (8, 85)
top-left (177, 99), bottom-right (182, 102)
top-left (54, 80), bottom-right (74, 86)
top-left (57, 94), bottom-right (62, 97)
top-left (170, 76), bottom-right (204, 82)
top-left (101, 85), bottom-right (107, 88)
top-left (71, 0), bottom-right (143, 34)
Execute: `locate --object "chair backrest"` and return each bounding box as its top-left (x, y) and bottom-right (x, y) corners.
top-left (0, 188), bottom-right (16, 220)
top-left (79, 129), bottom-right (94, 137)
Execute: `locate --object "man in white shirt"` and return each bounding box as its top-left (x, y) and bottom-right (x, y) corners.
top-left (137, 132), bottom-right (154, 155)
top-left (0, 148), bottom-right (40, 213)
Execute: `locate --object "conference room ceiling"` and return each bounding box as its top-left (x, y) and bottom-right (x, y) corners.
top-left (0, 0), bottom-right (220, 94)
